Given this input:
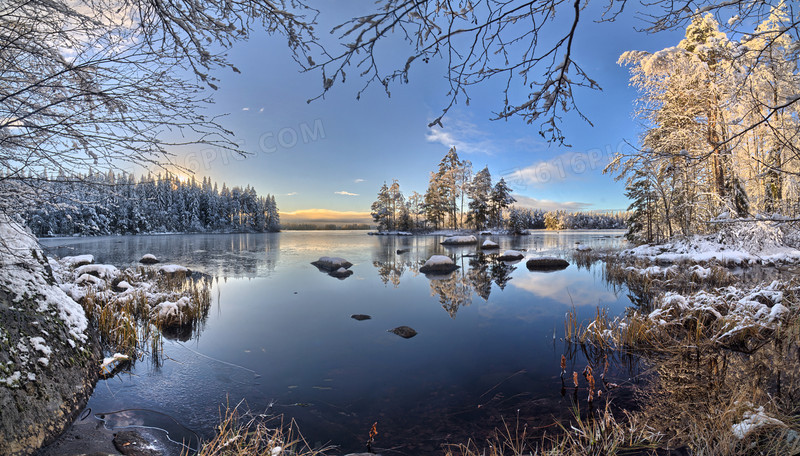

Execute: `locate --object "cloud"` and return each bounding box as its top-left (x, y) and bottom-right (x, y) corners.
top-left (425, 117), bottom-right (496, 155)
top-left (502, 150), bottom-right (610, 188)
top-left (512, 195), bottom-right (592, 212)
top-left (335, 190), bottom-right (359, 196)
top-left (259, 108), bottom-right (264, 113)
top-left (280, 209), bottom-right (372, 224)
top-left (285, 192), bottom-right (298, 196)
top-left (353, 178), bottom-right (365, 183)
top-left (242, 107), bottom-right (250, 111)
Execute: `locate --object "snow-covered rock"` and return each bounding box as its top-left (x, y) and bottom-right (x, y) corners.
top-left (0, 216), bottom-right (101, 454)
top-left (311, 256), bottom-right (353, 271)
top-left (60, 254), bottom-right (94, 267)
top-left (497, 250), bottom-right (524, 261)
top-left (139, 253), bottom-right (159, 264)
top-left (75, 264), bottom-right (119, 279)
top-left (158, 264), bottom-right (189, 274)
top-left (440, 235), bottom-right (478, 245)
top-left (481, 240), bottom-right (499, 249)
top-left (526, 257), bottom-right (569, 271)
top-left (419, 255), bottom-right (459, 274)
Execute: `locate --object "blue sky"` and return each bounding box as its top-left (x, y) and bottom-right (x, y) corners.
top-left (167, 2), bottom-right (695, 224)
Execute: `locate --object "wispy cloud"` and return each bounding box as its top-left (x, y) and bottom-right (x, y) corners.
top-left (425, 118), bottom-right (496, 155)
top-left (335, 190), bottom-right (359, 196)
top-left (513, 195), bottom-right (592, 212)
top-left (502, 151), bottom-right (608, 189)
top-left (259, 108), bottom-right (264, 113)
top-left (353, 178), bottom-right (365, 183)
top-left (242, 107), bottom-right (250, 111)
top-left (285, 192), bottom-right (298, 196)
top-left (280, 209), bottom-right (372, 224)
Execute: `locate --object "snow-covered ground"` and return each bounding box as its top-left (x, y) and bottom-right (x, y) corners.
top-left (620, 223), bottom-right (800, 266)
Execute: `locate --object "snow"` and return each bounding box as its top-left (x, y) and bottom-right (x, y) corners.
top-left (60, 254), bottom-right (94, 266)
top-left (422, 255), bottom-right (455, 267)
top-left (159, 264), bottom-right (189, 273)
top-left (152, 296), bottom-right (191, 323)
top-left (501, 250), bottom-right (523, 257)
top-left (0, 217), bottom-right (89, 344)
top-left (75, 264), bottom-right (120, 279)
top-left (141, 254), bottom-right (157, 261)
top-left (100, 353), bottom-right (130, 373)
top-left (29, 337), bottom-right (52, 356)
top-left (731, 406), bottom-right (785, 439)
top-left (481, 240), bottom-right (499, 248)
top-left (312, 257), bottom-right (352, 270)
top-left (576, 244), bottom-right (592, 252)
top-left (621, 224), bottom-right (800, 265)
top-left (117, 280), bottom-right (132, 290)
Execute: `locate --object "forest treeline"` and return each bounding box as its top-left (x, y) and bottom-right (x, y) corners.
top-left (22, 172), bottom-right (280, 237)
top-left (371, 147), bottom-right (627, 232)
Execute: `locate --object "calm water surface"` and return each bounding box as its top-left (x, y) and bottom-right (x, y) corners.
top-left (41, 230), bottom-right (635, 454)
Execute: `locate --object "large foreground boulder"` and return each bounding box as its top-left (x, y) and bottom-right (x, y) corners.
top-left (0, 218), bottom-right (101, 455)
top-left (526, 257), bottom-right (569, 271)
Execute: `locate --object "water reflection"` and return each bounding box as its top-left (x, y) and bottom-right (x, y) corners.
top-left (41, 233), bottom-right (281, 280)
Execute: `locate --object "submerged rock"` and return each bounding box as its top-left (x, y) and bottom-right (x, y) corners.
top-left (139, 254), bottom-right (159, 265)
top-left (396, 248), bottom-right (409, 254)
top-left (388, 326), bottom-right (418, 339)
top-left (329, 267), bottom-right (354, 279)
top-left (419, 255), bottom-right (459, 274)
top-left (311, 256), bottom-right (353, 272)
top-left (526, 257), bottom-right (569, 271)
top-left (351, 314), bottom-right (372, 321)
top-left (113, 430), bottom-right (163, 456)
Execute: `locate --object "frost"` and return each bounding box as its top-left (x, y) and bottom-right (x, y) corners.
top-left (732, 406), bottom-right (785, 439)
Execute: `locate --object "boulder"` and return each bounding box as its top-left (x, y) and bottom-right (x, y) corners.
top-left (497, 250), bottom-right (524, 261)
top-left (440, 235), bottom-right (478, 245)
top-left (526, 257), bottom-right (569, 271)
top-left (0, 218), bottom-right (101, 455)
top-left (311, 256), bottom-right (353, 272)
top-left (139, 254), bottom-right (159, 265)
top-left (419, 255), bottom-right (459, 274)
top-left (481, 240), bottom-right (499, 249)
top-left (388, 326), bottom-right (418, 339)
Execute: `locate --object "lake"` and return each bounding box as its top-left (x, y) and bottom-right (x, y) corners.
top-left (40, 230), bottom-right (636, 455)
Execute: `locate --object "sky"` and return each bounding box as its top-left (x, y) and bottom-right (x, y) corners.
top-left (164, 1), bottom-right (697, 225)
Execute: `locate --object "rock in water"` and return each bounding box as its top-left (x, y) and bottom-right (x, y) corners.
top-left (419, 255), bottom-right (459, 274)
top-left (139, 254), bottom-right (159, 265)
top-left (526, 257), bottom-right (569, 271)
top-left (351, 314), bottom-right (371, 321)
top-left (311, 256), bottom-right (353, 272)
top-left (388, 326), bottom-right (418, 339)
top-left (497, 250), bottom-right (524, 261)
top-left (440, 235), bottom-right (478, 245)
top-left (113, 430), bottom-right (162, 456)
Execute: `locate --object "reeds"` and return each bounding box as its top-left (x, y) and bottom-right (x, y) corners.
top-left (188, 401), bottom-right (332, 456)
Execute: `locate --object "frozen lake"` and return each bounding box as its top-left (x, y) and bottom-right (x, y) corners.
top-left (41, 230), bottom-right (635, 454)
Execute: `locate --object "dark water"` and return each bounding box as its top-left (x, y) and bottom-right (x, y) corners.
top-left (41, 230), bottom-right (637, 454)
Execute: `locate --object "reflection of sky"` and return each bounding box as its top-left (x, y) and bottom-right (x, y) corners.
top-left (511, 268), bottom-right (621, 307)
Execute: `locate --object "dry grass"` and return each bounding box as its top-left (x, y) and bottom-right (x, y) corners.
top-left (188, 401), bottom-right (332, 456)
top-left (77, 266), bottom-right (211, 362)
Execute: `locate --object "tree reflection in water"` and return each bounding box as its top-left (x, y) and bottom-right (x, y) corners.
top-left (371, 250), bottom-right (516, 318)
